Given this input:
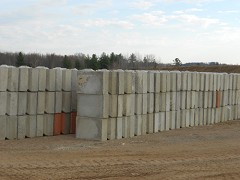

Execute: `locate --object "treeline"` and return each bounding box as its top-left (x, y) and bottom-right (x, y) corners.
top-left (0, 52), bottom-right (162, 70)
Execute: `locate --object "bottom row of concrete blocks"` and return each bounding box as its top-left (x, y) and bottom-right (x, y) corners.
top-left (76, 105), bottom-right (240, 141)
top-left (0, 113), bottom-right (77, 140)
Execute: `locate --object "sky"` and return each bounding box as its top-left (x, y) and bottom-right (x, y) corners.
top-left (0, 0), bottom-right (240, 64)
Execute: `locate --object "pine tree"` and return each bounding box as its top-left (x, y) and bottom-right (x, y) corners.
top-left (16, 52), bottom-right (25, 67)
top-left (63, 55), bottom-right (72, 69)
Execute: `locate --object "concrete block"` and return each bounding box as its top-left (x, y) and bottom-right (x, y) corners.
top-left (212, 91), bottom-right (216, 108)
top-left (223, 90), bottom-right (229, 106)
top-left (62, 92), bottom-right (71, 113)
top-left (28, 68), bottom-right (39, 92)
top-left (238, 105), bottom-right (240, 119)
top-left (130, 94), bottom-right (135, 116)
top-left (147, 93), bottom-right (154, 113)
top-left (107, 118), bottom-right (117, 140)
top-left (135, 94), bottom-right (143, 115)
top-left (165, 111), bottom-right (170, 130)
top-left (154, 113), bottom-right (159, 133)
top-left (62, 113), bottom-right (71, 134)
top-left (229, 74), bottom-right (233, 90)
top-left (71, 69), bottom-right (78, 92)
top-left (176, 110), bottom-right (180, 129)
top-left (76, 116), bottom-right (107, 141)
top-left (142, 94), bottom-right (148, 114)
top-left (194, 109), bottom-right (199, 126)
top-left (71, 91), bottom-right (77, 111)
top-left (116, 70), bottom-right (125, 94)
top-left (53, 67), bottom-right (62, 91)
top-left (109, 70), bottom-right (117, 95)
top-left (0, 92), bottom-right (7, 115)
top-left (180, 91), bottom-right (186, 110)
top-left (211, 108), bottom-right (215, 124)
top-left (117, 95), bottom-right (123, 117)
top-left (219, 73), bottom-right (224, 91)
top-left (215, 108), bottom-right (220, 123)
top-left (195, 91), bottom-right (199, 108)
top-left (209, 73), bottom-right (214, 91)
top-left (203, 91), bottom-right (208, 109)
top-left (116, 117), bottom-right (123, 139)
top-left (147, 113), bottom-right (154, 133)
top-left (142, 71), bottom-right (148, 93)
top-left (19, 66), bottom-right (30, 91)
top-left (237, 74), bottom-right (240, 90)
top-left (36, 115), bottom-right (44, 136)
top-left (198, 92), bottom-right (204, 108)
top-left (123, 94), bottom-right (132, 116)
top-left (77, 94), bottom-right (109, 118)
top-left (204, 73), bottom-right (210, 91)
top-left (232, 90), bottom-right (236, 105)
top-left (141, 114), bottom-right (147, 135)
top-left (43, 114), bottom-right (54, 136)
top-left (204, 108), bottom-right (209, 125)
top-left (55, 92), bottom-right (62, 113)
top-left (223, 73), bottom-right (229, 90)
top-left (159, 112), bottom-right (165, 131)
top-left (109, 95), bottom-right (118, 118)
top-left (0, 65), bottom-right (8, 91)
top-left (207, 91), bottom-right (213, 108)
top-left (159, 71), bottom-right (168, 92)
top-left (122, 116), bottom-right (129, 138)
top-left (27, 92), bottom-right (37, 115)
top-left (128, 116), bottom-right (135, 137)
top-left (190, 109), bottom-right (195, 127)
top-left (26, 115), bottom-right (37, 138)
top-left (7, 66), bottom-right (19, 91)
top-left (124, 70), bottom-right (135, 94)
top-left (185, 109), bottom-right (190, 127)
top-left (196, 72), bottom-right (200, 91)
top-left (199, 72), bottom-right (205, 91)
top-left (191, 91), bottom-right (196, 109)
top-left (77, 69), bottom-right (108, 94)
top-left (199, 108), bottom-right (204, 126)
top-left (170, 92), bottom-right (176, 111)
top-left (62, 68), bottom-right (72, 91)
top-left (213, 73), bottom-right (217, 91)
top-left (154, 71), bottom-right (160, 93)
top-left (0, 115), bottom-right (6, 140)
top-left (154, 93), bottom-right (160, 113)
top-left (45, 92), bottom-right (55, 114)
top-left (191, 72), bottom-right (197, 91)
top-left (181, 71), bottom-right (188, 91)
top-left (37, 92), bottom-right (45, 114)
top-left (170, 111), bottom-right (175, 130)
top-left (6, 115), bottom-right (17, 140)
top-left (186, 71), bottom-right (192, 91)
top-left (148, 71), bottom-right (154, 93)
top-left (17, 115), bottom-right (26, 139)
top-left (176, 71), bottom-right (181, 91)
top-left (135, 70), bottom-right (145, 93)
top-left (135, 115), bottom-right (142, 136)
top-left (237, 90), bottom-right (240, 105)
top-left (166, 92), bottom-right (170, 111)
top-left (6, 92), bottom-right (18, 116)
top-left (186, 91), bottom-right (191, 109)
top-left (17, 92), bottom-right (27, 115)
top-left (36, 66), bottom-right (47, 91)
top-left (46, 68), bottom-right (56, 91)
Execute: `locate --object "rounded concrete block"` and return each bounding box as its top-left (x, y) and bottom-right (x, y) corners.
top-left (53, 67), bottom-right (63, 92)
top-left (19, 66), bottom-right (30, 91)
top-left (0, 65), bottom-right (8, 91)
top-left (36, 66), bottom-right (48, 91)
top-left (62, 68), bottom-right (72, 91)
top-left (28, 68), bottom-right (39, 92)
top-left (7, 66), bottom-right (19, 92)
top-left (46, 68), bottom-right (56, 91)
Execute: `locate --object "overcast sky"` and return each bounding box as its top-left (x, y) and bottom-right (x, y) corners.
top-left (0, 0), bottom-right (240, 64)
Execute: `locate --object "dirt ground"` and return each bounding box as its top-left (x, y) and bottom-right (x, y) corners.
top-left (1, 121), bottom-right (240, 180)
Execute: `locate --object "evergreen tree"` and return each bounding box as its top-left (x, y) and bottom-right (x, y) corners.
top-left (75, 59), bottom-right (81, 70)
top-left (16, 52), bottom-right (25, 67)
top-left (63, 55), bottom-right (72, 69)
top-left (99, 52), bottom-right (110, 69)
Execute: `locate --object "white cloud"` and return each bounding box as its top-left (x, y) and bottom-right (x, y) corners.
top-left (131, 0), bottom-right (154, 10)
top-left (132, 11), bottom-right (167, 26)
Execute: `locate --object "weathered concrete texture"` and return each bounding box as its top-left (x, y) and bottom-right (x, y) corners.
top-left (199, 108), bottom-right (204, 126)
top-left (147, 93), bottom-right (154, 113)
top-left (107, 118), bottom-right (116, 140)
top-left (176, 110), bottom-right (181, 129)
top-left (0, 115), bottom-right (6, 140)
top-left (7, 92), bottom-right (18, 116)
top-left (154, 71), bottom-right (160, 93)
top-left (45, 92), bottom-right (55, 114)
top-left (55, 92), bottom-right (62, 113)
top-left (190, 109), bottom-right (195, 127)
top-left (62, 69), bottom-right (72, 91)
top-left (71, 91), bottom-right (77, 111)
top-left (180, 109), bottom-right (186, 128)
top-left (117, 95), bottom-right (123, 117)
top-left (135, 71), bottom-right (144, 93)
top-left (19, 66), bottom-right (30, 91)
top-left (180, 91), bottom-right (186, 110)
top-left (223, 73), bottom-right (229, 90)
top-left (53, 67), bottom-right (63, 91)
top-left (181, 71), bottom-right (188, 91)
top-left (116, 69), bottom-right (125, 95)
top-left (237, 74), bottom-right (240, 90)
top-left (191, 91), bottom-right (196, 109)
top-left (6, 115), bottom-right (17, 140)
top-left (204, 73), bottom-right (210, 91)
top-left (147, 113), bottom-right (154, 134)
top-left (26, 115), bottom-right (36, 138)
top-left (46, 69), bottom-right (56, 91)
top-left (0, 92), bottom-right (7, 115)
top-left (135, 94), bottom-right (143, 115)
top-left (147, 71), bottom-right (154, 93)
top-left (185, 109), bottom-right (190, 127)
top-left (122, 116), bottom-right (129, 138)
top-left (77, 69), bottom-right (108, 94)
top-left (186, 91), bottom-right (191, 109)
top-left (7, 66), bottom-right (19, 91)
top-left (191, 72), bottom-right (197, 91)
top-left (76, 116), bottom-right (107, 141)
top-left (194, 108), bottom-right (199, 126)
top-left (109, 70), bottom-right (117, 95)
top-left (154, 113), bottom-right (159, 133)
top-left (203, 109), bottom-right (208, 125)
top-left (62, 92), bottom-right (71, 113)
top-left (109, 95), bottom-right (117, 118)
top-left (165, 92), bottom-right (170, 112)
top-left (203, 91), bottom-right (208, 109)
top-left (165, 111), bottom-right (170, 131)
top-left (159, 112), bottom-right (165, 131)
top-left (170, 71), bottom-right (177, 92)
top-left (154, 93), bottom-right (160, 113)
top-left (128, 116), bottom-right (135, 138)
top-left (77, 94), bottom-right (109, 118)
top-left (124, 70), bottom-right (135, 94)
top-left (176, 92), bottom-right (181, 111)
top-left (142, 94), bottom-right (148, 115)
top-left (43, 114), bottom-right (54, 136)
top-left (186, 72), bottom-right (192, 91)
top-left (209, 73), bottom-right (214, 91)
top-left (170, 111), bottom-right (175, 130)
top-left (37, 92), bottom-right (45, 114)
top-left (116, 117), bottom-right (123, 139)
top-left (71, 69), bottom-right (78, 91)
top-left (36, 66), bottom-right (48, 91)
top-left (62, 113), bottom-right (71, 134)
top-left (199, 72), bottom-right (205, 91)
top-left (170, 92), bottom-right (176, 111)
top-left (123, 94), bottom-right (132, 116)
top-left (27, 92), bottom-right (37, 115)
top-left (141, 114), bottom-right (147, 135)
top-left (134, 115), bottom-right (142, 136)
top-left (28, 68), bottom-right (39, 92)
top-left (0, 65), bottom-right (8, 91)
top-left (159, 71), bottom-right (168, 92)
top-left (17, 115), bottom-right (26, 139)
top-left (36, 115), bottom-right (44, 137)
top-left (195, 72), bottom-right (200, 91)
top-left (17, 92), bottom-right (27, 115)
top-left (213, 73), bottom-right (218, 91)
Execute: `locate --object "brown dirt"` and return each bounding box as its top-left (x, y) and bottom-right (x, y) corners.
top-left (1, 121), bottom-right (240, 180)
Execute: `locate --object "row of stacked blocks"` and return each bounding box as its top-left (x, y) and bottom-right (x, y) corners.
top-left (76, 70), bottom-right (240, 141)
top-left (0, 65), bottom-right (78, 140)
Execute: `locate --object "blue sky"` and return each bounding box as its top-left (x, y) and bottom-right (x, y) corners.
top-left (0, 0), bottom-right (240, 64)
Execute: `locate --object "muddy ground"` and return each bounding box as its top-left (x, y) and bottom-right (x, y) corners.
top-left (1, 120), bottom-right (240, 179)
